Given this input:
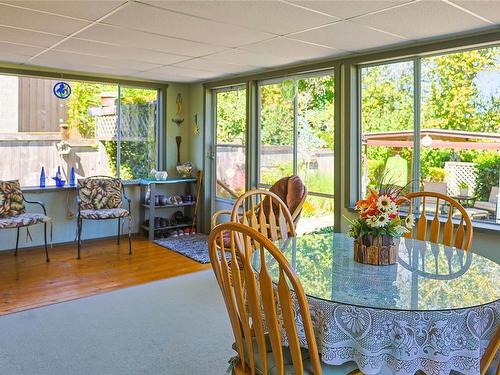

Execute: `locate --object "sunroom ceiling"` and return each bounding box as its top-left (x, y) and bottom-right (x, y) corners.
top-left (0, 0), bottom-right (498, 83)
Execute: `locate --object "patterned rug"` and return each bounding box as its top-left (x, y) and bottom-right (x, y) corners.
top-left (154, 234), bottom-right (211, 263)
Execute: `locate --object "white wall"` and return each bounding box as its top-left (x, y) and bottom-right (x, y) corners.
top-left (0, 186), bottom-right (141, 253)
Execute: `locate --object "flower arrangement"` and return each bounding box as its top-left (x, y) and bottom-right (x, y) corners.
top-left (348, 187), bottom-right (414, 239)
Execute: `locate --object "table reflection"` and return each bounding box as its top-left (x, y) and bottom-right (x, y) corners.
top-left (267, 230), bottom-right (499, 311)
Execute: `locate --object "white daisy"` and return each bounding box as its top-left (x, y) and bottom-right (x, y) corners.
top-left (377, 213), bottom-right (389, 227)
top-left (405, 214), bottom-right (415, 228)
top-left (377, 195), bottom-right (392, 212)
top-left (366, 215), bottom-right (379, 228)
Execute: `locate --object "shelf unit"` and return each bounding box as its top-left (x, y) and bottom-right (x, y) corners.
top-left (139, 177), bottom-right (198, 240)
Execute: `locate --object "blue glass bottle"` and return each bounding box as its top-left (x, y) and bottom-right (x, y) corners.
top-left (69, 167), bottom-right (76, 187)
top-left (39, 166), bottom-right (46, 188)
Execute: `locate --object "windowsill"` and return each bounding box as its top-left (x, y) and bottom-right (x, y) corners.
top-left (346, 206), bottom-right (500, 233)
top-left (22, 180), bottom-right (141, 193)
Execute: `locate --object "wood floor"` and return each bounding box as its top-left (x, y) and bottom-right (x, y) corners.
top-left (0, 236), bottom-right (210, 316)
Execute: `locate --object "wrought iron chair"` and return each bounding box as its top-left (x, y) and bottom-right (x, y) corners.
top-left (76, 176), bottom-right (131, 259)
top-left (0, 180), bottom-right (50, 262)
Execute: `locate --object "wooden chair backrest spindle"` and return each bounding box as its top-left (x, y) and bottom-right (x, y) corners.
top-left (401, 191), bottom-right (473, 251)
top-left (231, 189), bottom-right (296, 242)
top-left (208, 223), bottom-right (322, 375)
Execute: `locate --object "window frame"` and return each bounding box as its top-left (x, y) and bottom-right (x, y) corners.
top-left (353, 44), bottom-right (500, 228)
top-left (256, 69), bottom-right (336, 202)
top-left (0, 71), bottom-right (163, 184)
top-left (212, 83), bottom-right (248, 203)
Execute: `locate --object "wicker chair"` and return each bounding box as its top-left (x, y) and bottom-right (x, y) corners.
top-left (76, 176), bottom-right (131, 259)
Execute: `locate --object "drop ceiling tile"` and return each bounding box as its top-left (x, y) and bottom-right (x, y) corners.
top-left (102, 2), bottom-right (273, 47)
top-left (132, 70), bottom-right (201, 83)
top-left (0, 4), bottom-right (91, 35)
top-left (141, 65), bottom-right (217, 80)
top-left (291, 21), bottom-right (407, 51)
top-left (451, 0), bottom-right (500, 23)
top-left (240, 37), bottom-right (342, 60)
top-left (30, 50), bottom-right (162, 72)
top-left (1, 1), bottom-right (126, 21)
top-left (27, 57), bottom-right (136, 76)
top-left (0, 41), bottom-right (44, 56)
top-left (172, 58), bottom-right (257, 75)
top-left (0, 42), bottom-right (44, 63)
top-left (354, 1), bottom-right (492, 40)
top-left (204, 49), bottom-right (296, 68)
top-left (144, 0), bottom-right (338, 35)
top-left (55, 38), bottom-right (190, 65)
top-left (0, 26), bottom-right (63, 47)
top-left (76, 24), bottom-right (226, 57)
top-left (289, 0), bottom-right (411, 19)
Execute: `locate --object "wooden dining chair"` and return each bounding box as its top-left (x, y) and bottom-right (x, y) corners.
top-left (231, 189), bottom-right (296, 242)
top-left (400, 192), bottom-right (473, 251)
top-left (211, 175), bottom-right (307, 231)
top-left (480, 325), bottom-right (500, 375)
top-left (208, 222), bottom-right (361, 375)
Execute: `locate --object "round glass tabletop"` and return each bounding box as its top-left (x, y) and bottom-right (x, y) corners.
top-left (267, 231), bottom-right (500, 311)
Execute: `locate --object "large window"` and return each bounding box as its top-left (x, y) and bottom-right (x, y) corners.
top-left (259, 72), bottom-right (335, 233)
top-left (215, 86), bottom-right (247, 199)
top-left (360, 45), bottom-right (500, 225)
top-left (0, 74), bottom-right (159, 186)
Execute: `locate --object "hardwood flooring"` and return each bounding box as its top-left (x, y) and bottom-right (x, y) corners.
top-left (0, 236), bottom-right (210, 316)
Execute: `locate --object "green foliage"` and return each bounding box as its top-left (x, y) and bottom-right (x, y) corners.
top-left (347, 216), bottom-right (408, 238)
top-left (66, 82), bottom-right (157, 180)
top-left (426, 167), bottom-right (447, 182)
top-left (475, 153), bottom-right (500, 201)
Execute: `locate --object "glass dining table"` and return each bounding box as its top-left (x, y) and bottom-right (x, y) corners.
top-left (263, 230), bottom-right (500, 375)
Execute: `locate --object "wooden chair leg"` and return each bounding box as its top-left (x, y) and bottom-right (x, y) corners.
top-left (44, 222), bottom-right (50, 262)
top-left (117, 218), bottom-right (121, 245)
top-left (128, 216), bottom-right (132, 255)
top-left (14, 227), bottom-right (20, 256)
top-left (77, 217), bottom-right (82, 260)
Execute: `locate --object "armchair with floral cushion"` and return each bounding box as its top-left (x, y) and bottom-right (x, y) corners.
top-left (0, 180), bottom-right (50, 262)
top-left (76, 175), bottom-right (131, 259)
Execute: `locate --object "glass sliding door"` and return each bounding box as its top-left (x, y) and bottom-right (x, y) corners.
top-left (214, 86), bottom-right (247, 200)
top-left (258, 71), bottom-right (335, 233)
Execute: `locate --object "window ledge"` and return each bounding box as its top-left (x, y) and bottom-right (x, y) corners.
top-left (346, 206), bottom-right (500, 233)
top-left (22, 180), bottom-right (141, 193)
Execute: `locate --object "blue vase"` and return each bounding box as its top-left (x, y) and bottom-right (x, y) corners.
top-left (39, 167), bottom-right (46, 188)
top-left (69, 167), bottom-right (76, 187)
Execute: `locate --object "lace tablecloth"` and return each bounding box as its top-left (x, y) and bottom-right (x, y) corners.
top-left (269, 233), bottom-right (500, 375)
top-left (292, 296), bottom-right (499, 375)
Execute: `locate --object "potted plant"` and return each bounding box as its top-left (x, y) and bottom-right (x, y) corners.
top-left (348, 186), bottom-right (414, 265)
top-left (458, 181), bottom-right (469, 197)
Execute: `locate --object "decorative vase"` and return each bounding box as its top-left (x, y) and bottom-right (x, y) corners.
top-left (459, 187), bottom-right (469, 196)
top-left (353, 234), bottom-right (398, 265)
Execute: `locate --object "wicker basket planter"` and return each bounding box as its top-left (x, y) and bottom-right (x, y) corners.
top-left (354, 235), bottom-right (398, 265)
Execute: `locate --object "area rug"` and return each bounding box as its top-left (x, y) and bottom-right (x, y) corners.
top-left (0, 270), bottom-right (233, 375)
top-left (154, 233), bottom-right (211, 263)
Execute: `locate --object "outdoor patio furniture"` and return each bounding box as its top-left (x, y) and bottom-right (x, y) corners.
top-left (457, 207), bottom-right (489, 221)
top-left (474, 186), bottom-right (498, 216)
top-left (422, 181), bottom-right (448, 213)
top-left (0, 180), bottom-right (50, 262)
top-left (76, 176), bottom-right (131, 259)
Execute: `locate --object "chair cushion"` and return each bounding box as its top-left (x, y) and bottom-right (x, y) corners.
top-left (269, 176), bottom-right (306, 216)
top-left (79, 178), bottom-right (122, 210)
top-left (0, 213), bottom-right (50, 228)
top-left (0, 180), bottom-right (25, 218)
top-left (80, 208), bottom-right (129, 220)
top-left (234, 335), bottom-right (359, 375)
top-left (474, 201), bottom-right (496, 213)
